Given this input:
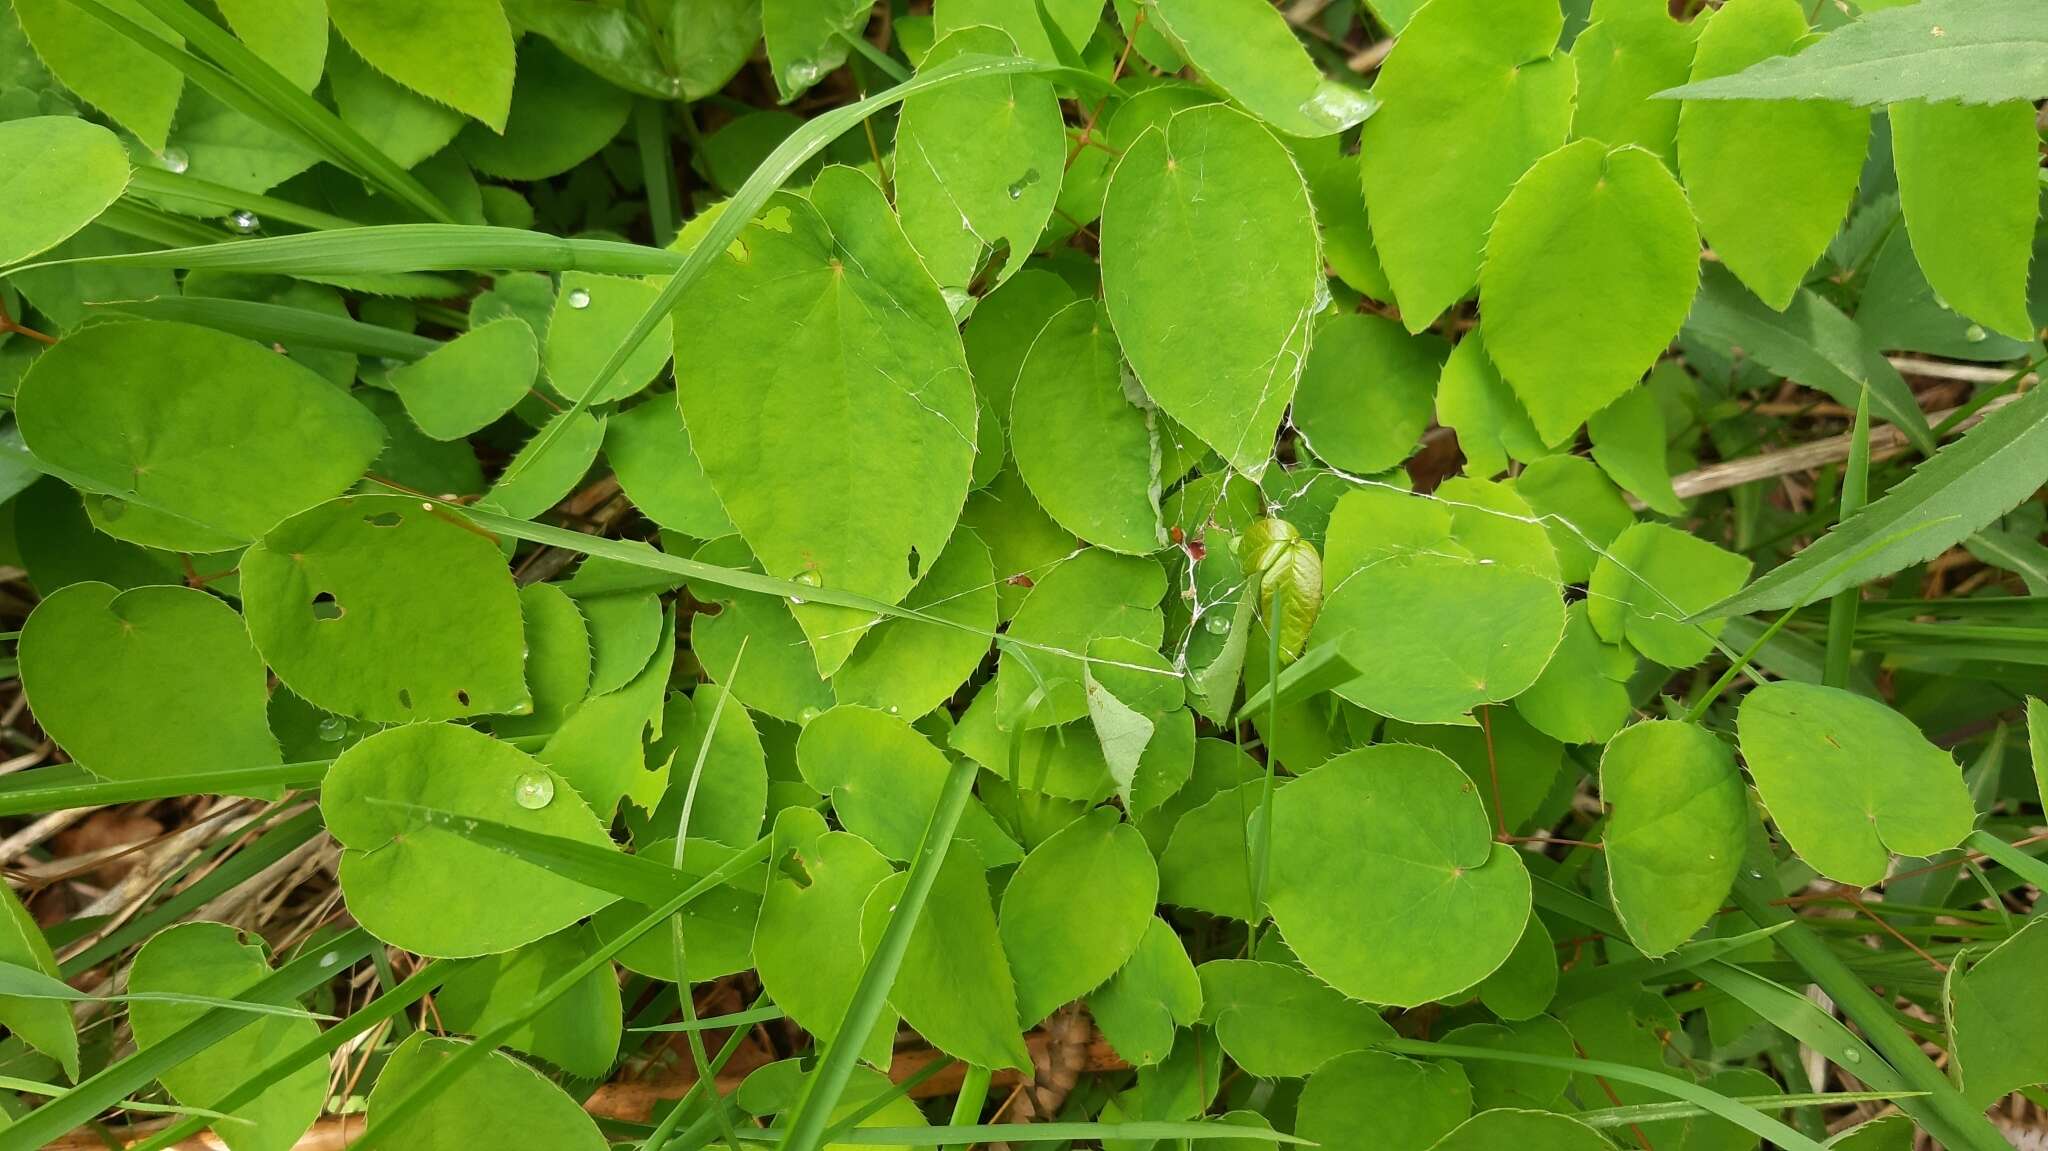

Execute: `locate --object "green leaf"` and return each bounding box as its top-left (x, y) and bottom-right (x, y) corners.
top-left (459, 38), bottom-right (634, 181)
top-left (14, 320), bottom-right (386, 552)
top-left (1890, 98), bottom-right (2040, 341)
top-left (1478, 912), bottom-right (1559, 1022)
top-left (326, 0), bottom-right (516, 131)
top-left (1268, 744), bottom-right (1533, 1007)
top-left (1291, 313), bottom-right (1447, 476)
top-left (1588, 385), bottom-right (1683, 517)
top-left (1159, 778), bottom-right (1267, 920)
top-left (387, 317), bottom-right (539, 441)
top-left (1383, 708), bottom-right (1565, 836)
top-left (323, 723), bottom-right (618, 957)
top-left (242, 495), bottom-right (529, 723)
top-left (128, 923), bottom-right (323, 1151)
top-left (860, 843), bottom-right (1033, 1072)
top-left (1011, 299), bottom-right (1164, 555)
top-left (1425, 1109), bottom-right (1612, 1151)
top-left (1675, 0), bottom-right (1869, 310)
top-left (1946, 916), bottom-right (2048, 1107)
top-left (963, 266), bottom-right (1081, 432)
top-left (1359, 0), bottom-right (1574, 331)
top-left (894, 27), bottom-right (1064, 295)
top-left (1684, 263), bottom-right (1937, 456)
top-left (1144, 0), bottom-right (1377, 137)
top-left (1296, 1049), bottom-right (1472, 1151)
top-left (493, 583), bottom-right (589, 738)
top-left (832, 528), bottom-right (997, 721)
top-left (591, 836), bottom-right (762, 982)
top-left (327, 37), bottom-right (466, 169)
top-left (797, 705), bottom-right (1022, 867)
top-left (1657, 0), bottom-right (2048, 106)
top-left (1514, 601), bottom-right (1637, 745)
top-left (995, 549), bottom-right (1167, 729)
top-left (1101, 103), bottom-right (1320, 478)
top-left (0, 881), bottom-right (77, 1082)
top-left (756, 808), bottom-right (900, 1070)
top-left (676, 167), bottom-right (975, 676)
top-left (1569, 8), bottom-right (1697, 168)
top-left (1481, 140), bottom-right (1699, 445)
top-left (1436, 331), bottom-right (1553, 480)
top-left (1088, 917), bottom-right (1202, 1068)
top-left (11, 0), bottom-right (183, 149)
top-left (0, 117), bottom-right (130, 266)
top-left (761, 0), bottom-right (869, 101)
top-left (1311, 487), bottom-right (1566, 725)
top-left (1707, 381), bottom-right (2048, 617)
top-left (645, 686), bottom-right (769, 850)
top-left (1197, 959), bottom-right (1395, 1078)
top-left (1587, 521), bottom-right (1750, 667)
top-left (480, 409), bottom-right (606, 521)
top-left (433, 923), bottom-right (622, 1079)
top-left (500, 0), bottom-right (666, 99)
top-left (21, 583), bottom-right (278, 787)
top-left (604, 400), bottom-right (733, 539)
top-left (537, 602), bottom-right (673, 818)
top-left (213, 0), bottom-right (325, 90)
top-left (999, 808), bottom-right (1158, 1027)
top-left (1737, 681), bottom-right (1975, 886)
top-left (364, 1033), bottom-right (607, 1151)
top-left (548, 269), bottom-right (674, 406)
top-left (1600, 719), bottom-right (1747, 956)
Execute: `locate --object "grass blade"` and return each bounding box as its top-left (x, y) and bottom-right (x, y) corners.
top-left (347, 838), bottom-right (770, 1151)
top-left (0, 930), bottom-right (379, 1151)
top-left (0, 762), bottom-right (331, 818)
top-left (776, 756), bottom-right (981, 1151)
top-left (1824, 391), bottom-right (1874, 687)
top-left (1377, 1037), bottom-right (1828, 1151)
top-left (90, 296), bottom-right (441, 360)
top-left (366, 800), bottom-right (707, 907)
top-left (4, 225), bottom-right (685, 281)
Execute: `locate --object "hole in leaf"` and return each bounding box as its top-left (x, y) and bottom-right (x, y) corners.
top-left (397, 688), bottom-right (413, 710)
top-left (907, 546), bottom-right (921, 580)
top-left (456, 689), bottom-right (471, 707)
top-left (363, 511), bottom-right (402, 527)
top-left (310, 592), bottom-right (343, 621)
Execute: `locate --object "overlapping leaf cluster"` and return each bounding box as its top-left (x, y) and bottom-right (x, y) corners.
top-left (0, 0), bottom-right (2044, 1149)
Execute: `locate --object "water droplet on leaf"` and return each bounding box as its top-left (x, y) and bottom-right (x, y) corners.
top-left (316, 715), bottom-right (348, 742)
top-left (1964, 324), bottom-right (1987, 343)
top-left (797, 705), bottom-right (823, 724)
top-left (789, 569), bottom-right (820, 603)
top-left (566, 288), bottom-right (591, 310)
top-left (228, 209), bottom-right (259, 233)
top-left (1842, 1048), bottom-right (1862, 1064)
top-left (513, 771), bottom-right (555, 810)
top-left (159, 147), bottom-right (189, 173)
top-left (1204, 613), bottom-right (1232, 635)
top-left (784, 58), bottom-right (823, 89)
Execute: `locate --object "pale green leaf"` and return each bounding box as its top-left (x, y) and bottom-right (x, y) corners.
top-left (387, 317), bottom-right (538, 441)
top-left (1570, 9), bottom-right (1697, 168)
top-left (1011, 299), bottom-right (1164, 555)
top-left (796, 705), bottom-right (1022, 867)
top-left (458, 38), bottom-right (634, 180)
top-left (241, 494), bottom-right (529, 723)
top-left (21, 583), bottom-right (278, 786)
top-left (323, 723), bottom-right (618, 957)
top-left (1946, 916), bottom-right (2048, 1107)
top-left (1088, 917), bottom-right (1202, 1068)
top-left (832, 528), bottom-right (998, 721)
top-left (1145, 0), bottom-right (1377, 137)
top-left (1000, 808), bottom-right (1158, 1027)
top-left (214, 0), bottom-right (325, 90)
top-left (1675, 0), bottom-right (1869, 310)
top-left (604, 399), bottom-right (733, 539)
top-left (431, 924), bottom-right (622, 1078)
top-left (1359, 0), bottom-right (1574, 331)
top-left (364, 1033), bottom-right (607, 1151)
top-left (1481, 141), bottom-right (1699, 445)
top-left (755, 808), bottom-right (900, 1070)
top-left (1102, 103), bottom-right (1320, 477)
top-left (1891, 98), bottom-right (2040, 341)
top-left (1297, 1049), bottom-right (1472, 1151)
top-left (1588, 386), bottom-right (1683, 517)
top-left (1292, 312), bottom-right (1446, 476)
top-left (1268, 744), bottom-right (1533, 1007)
top-left (1737, 681), bottom-right (1975, 886)
top-left (129, 923), bottom-right (322, 1151)
top-left (11, 0), bottom-right (182, 149)
top-left (1601, 720), bottom-right (1747, 956)
top-left (14, 320), bottom-right (385, 552)
top-left (326, 0), bottom-right (516, 131)
top-left (894, 27), bottom-right (1064, 294)
top-left (675, 168), bottom-right (976, 676)
top-left (1197, 959), bottom-right (1395, 1078)
top-left (1587, 521), bottom-right (1750, 667)
top-left (0, 117), bottom-right (130, 267)
top-left (0, 881), bottom-right (76, 1081)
